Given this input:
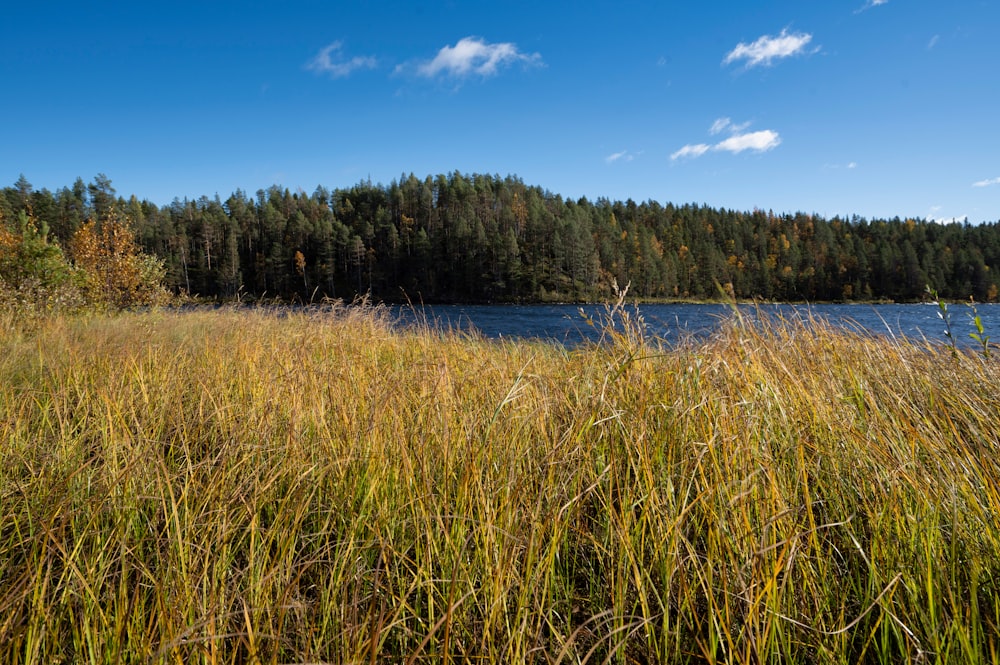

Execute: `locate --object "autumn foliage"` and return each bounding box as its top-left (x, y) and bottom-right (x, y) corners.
top-left (0, 201), bottom-right (167, 312)
top-left (0, 209), bottom-right (82, 312)
top-left (68, 211), bottom-right (167, 308)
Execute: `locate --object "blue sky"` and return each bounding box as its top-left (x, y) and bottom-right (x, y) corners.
top-left (3, 1), bottom-right (998, 222)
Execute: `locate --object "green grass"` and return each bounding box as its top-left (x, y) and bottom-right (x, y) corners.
top-left (1, 304), bottom-right (999, 663)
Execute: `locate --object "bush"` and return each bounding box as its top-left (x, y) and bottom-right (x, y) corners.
top-left (0, 204), bottom-right (169, 315)
top-left (0, 210), bottom-right (86, 314)
top-left (69, 213), bottom-right (169, 308)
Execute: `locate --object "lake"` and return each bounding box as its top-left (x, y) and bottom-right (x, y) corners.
top-left (390, 302), bottom-right (1000, 348)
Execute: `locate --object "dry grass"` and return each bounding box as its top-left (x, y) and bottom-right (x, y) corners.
top-left (1, 303), bottom-right (999, 663)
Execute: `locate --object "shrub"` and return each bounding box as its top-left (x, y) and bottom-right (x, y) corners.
top-left (0, 209), bottom-right (86, 314)
top-left (68, 211), bottom-right (169, 308)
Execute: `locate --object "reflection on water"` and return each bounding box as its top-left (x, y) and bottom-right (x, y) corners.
top-left (390, 302), bottom-right (1000, 347)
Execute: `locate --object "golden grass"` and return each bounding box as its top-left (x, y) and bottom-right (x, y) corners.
top-left (1, 304), bottom-right (999, 663)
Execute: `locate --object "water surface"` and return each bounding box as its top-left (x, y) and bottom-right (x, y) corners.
top-left (390, 302), bottom-right (1000, 348)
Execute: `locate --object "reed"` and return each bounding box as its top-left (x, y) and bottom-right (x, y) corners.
top-left (1, 304), bottom-right (998, 663)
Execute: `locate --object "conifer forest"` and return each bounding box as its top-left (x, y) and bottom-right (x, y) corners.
top-left (4, 172), bottom-right (1000, 303)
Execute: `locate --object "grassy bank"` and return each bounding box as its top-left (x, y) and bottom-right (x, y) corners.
top-left (1, 305), bottom-right (999, 663)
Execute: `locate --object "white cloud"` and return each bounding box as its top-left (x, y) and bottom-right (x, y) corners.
top-left (927, 214), bottom-right (968, 224)
top-left (714, 130), bottom-right (781, 154)
top-left (306, 41), bottom-right (377, 78)
top-left (670, 144), bottom-right (711, 161)
top-left (709, 118), bottom-right (730, 135)
top-left (605, 150), bottom-right (637, 164)
top-left (847, 162), bottom-right (857, 169)
top-left (709, 117), bottom-right (751, 135)
top-left (672, 123), bottom-right (781, 161)
top-left (927, 35), bottom-right (940, 49)
top-left (858, 0), bottom-right (888, 10)
top-left (414, 37), bottom-right (541, 78)
top-left (926, 205), bottom-right (967, 224)
top-left (973, 177), bottom-right (1000, 187)
top-left (723, 29), bottom-right (813, 68)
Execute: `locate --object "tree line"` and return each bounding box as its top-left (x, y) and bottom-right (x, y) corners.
top-left (3, 172), bottom-right (1000, 304)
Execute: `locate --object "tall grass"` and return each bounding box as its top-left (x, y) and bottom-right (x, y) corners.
top-left (1, 304), bottom-right (999, 663)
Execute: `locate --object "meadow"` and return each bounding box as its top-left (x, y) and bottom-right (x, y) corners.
top-left (1, 302), bottom-right (999, 664)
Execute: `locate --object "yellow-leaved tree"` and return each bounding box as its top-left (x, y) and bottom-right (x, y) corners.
top-left (69, 207), bottom-right (168, 308)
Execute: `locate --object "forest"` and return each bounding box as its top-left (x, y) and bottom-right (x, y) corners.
top-left (3, 171), bottom-right (1000, 303)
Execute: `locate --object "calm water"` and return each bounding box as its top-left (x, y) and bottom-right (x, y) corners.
top-left (390, 302), bottom-right (1000, 348)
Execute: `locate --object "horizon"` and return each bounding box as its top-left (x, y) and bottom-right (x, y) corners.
top-left (6, 169), bottom-right (991, 226)
top-left (3, 1), bottom-right (998, 224)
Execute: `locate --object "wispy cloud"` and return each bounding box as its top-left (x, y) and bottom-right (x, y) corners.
top-left (709, 117), bottom-right (750, 135)
top-left (723, 29), bottom-right (814, 68)
top-left (927, 34), bottom-right (940, 49)
top-left (306, 41), bottom-right (377, 78)
top-left (856, 0), bottom-right (888, 12)
top-left (973, 177), bottom-right (1000, 188)
top-left (670, 144), bottom-right (711, 161)
top-left (407, 36), bottom-right (542, 79)
top-left (605, 150), bottom-right (637, 164)
top-left (672, 120), bottom-right (781, 161)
